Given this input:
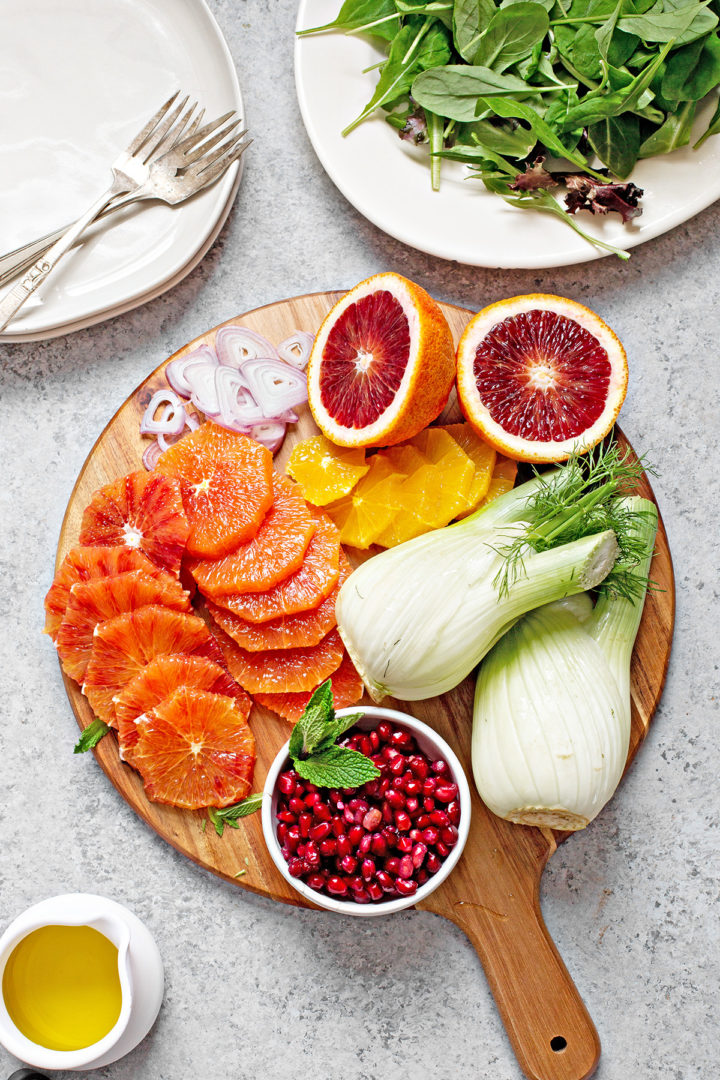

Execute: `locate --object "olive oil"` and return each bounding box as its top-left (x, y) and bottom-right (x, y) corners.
top-left (2, 925), bottom-right (122, 1051)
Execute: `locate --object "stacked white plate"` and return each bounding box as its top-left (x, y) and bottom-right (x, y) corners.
top-left (0, 0), bottom-right (244, 343)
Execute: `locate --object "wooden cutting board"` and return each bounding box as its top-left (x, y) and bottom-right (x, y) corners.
top-left (56, 293), bottom-right (675, 1080)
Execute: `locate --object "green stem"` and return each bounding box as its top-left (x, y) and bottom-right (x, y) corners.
top-left (342, 20), bottom-right (432, 135)
top-left (426, 109), bottom-right (444, 191)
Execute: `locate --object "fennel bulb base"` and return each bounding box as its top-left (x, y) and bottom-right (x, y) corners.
top-left (504, 806), bottom-right (589, 831)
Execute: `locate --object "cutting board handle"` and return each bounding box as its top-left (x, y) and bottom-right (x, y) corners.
top-left (445, 886), bottom-right (600, 1080)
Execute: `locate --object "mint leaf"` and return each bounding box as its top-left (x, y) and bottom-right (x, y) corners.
top-left (314, 711), bottom-right (366, 751)
top-left (294, 746), bottom-right (380, 788)
top-left (287, 681), bottom-right (334, 759)
top-left (74, 718), bottom-right (110, 754)
top-left (208, 793), bottom-right (264, 837)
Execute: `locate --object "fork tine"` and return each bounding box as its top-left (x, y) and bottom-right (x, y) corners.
top-left (195, 134), bottom-right (251, 180)
top-left (180, 118), bottom-right (243, 166)
top-left (152, 99), bottom-right (200, 158)
top-left (139, 94), bottom-right (190, 162)
top-left (183, 107), bottom-right (205, 142)
top-left (173, 111), bottom-right (236, 157)
top-left (125, 91), bottom-right (181, 155)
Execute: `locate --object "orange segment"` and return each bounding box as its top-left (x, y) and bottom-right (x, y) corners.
top-left (79, 471), bottom-right (189, 575)
top-left (215, 625), bottom-right (345, 694)
top-left (406, 428), bottom-right (475, 523)
top-left (115, 653), bottom-right (250, 766)
top-left (83, 607), bottom-right (212, 725)
top-left (255, 652), bottom-right (364, 722)
top-left (307, 273), bottom-right (456, 448)
top-left (325, 456), bottom-right (406, 548)
top-left (439, 423), bottom-right (497, 517)
top-left (155, 423), bottom-right (273, 558)
top-left (478, 455), bottom-right (518, 507)
top-left (44, 546), bottom-right (158, 641)
top-left (56, 570), bottom-right (191, 682)
top-left (133, 687), bottom-right (255, 809)
top-left (206, 557), bottom-right (352, 652)
top-left (286, 435), bottom-right (369, 505)
top-left (189, 476), bottom-right (316, 597)
top-left (218, 513), bottom-right (342, 623)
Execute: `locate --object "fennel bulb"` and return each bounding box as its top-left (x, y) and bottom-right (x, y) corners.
top-left (471, 497), bottom-right (657, 831)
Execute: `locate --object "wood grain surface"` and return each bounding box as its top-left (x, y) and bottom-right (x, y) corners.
top-left (55, 293), bottom-right (675, 1080)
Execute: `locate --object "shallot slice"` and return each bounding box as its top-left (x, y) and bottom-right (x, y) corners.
top-left (142, 440), bottom-right (163, 471)
top-left (215, 325), bottom-right (279, 369)
top-left (184, 355), bottom-right (221, 415)
top-left (239, 357), bottom-right (308, 415)
top-left (215, 366), bottom-right (266, 432)
top-left (140, 390), bottom-right (186, 436)
top-left (277, 331), bottom-right (314, 370)
top-left (166, 344), bottom-right (216, 398)
top-left (250, 420), bottom-right (287, 453)
top-left (158, 412), bottom-right (200, 451)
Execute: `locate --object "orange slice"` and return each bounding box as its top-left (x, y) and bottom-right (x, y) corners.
top-left (56, 570), bottom-right (191, 682)
top-left (155, 423), bottom-right (273, 558)
top-left (439, 423), bottom-right (497, 518)
top-left (479, 455), bottom-right (518, 506)
top-left (218, 512), bottom-right (342, 623)
top-left (44, 546), bottom-right (158, 641)
top-left (215, 625), bottom-right (345, 694)
top-left (307, 273), bottom-right (455, 447)
top-left (79, 471), bottom-right (189, 575)
top-left (325, 456), bottom-right (405, 549)
top-left (206, 557), bottom-right (351, 651)
top-left (115, 653), bottom-right (250, 766)
top-left (133, 687), bottom-right (255, 809)
top-left (189, 476), bottom-right (316, 597)
top-left (255, 652), bottom-right (364, 722)
top-left (286, 435), bottom-right (369, 505)
top-left (83, 606), bottom-right (212, 724)
top-left (456, 295), bottom-right (628, 463)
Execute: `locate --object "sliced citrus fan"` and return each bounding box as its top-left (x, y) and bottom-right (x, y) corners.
top-left (286, 435), bottom-right (368, 505)
top-left (206, 556), bottom-right (352, 652)
top-left (456, 294), bottom-right (628, 463)
top-left (115, 653), bottom-right (250, 766)
top-left (155, 423), bottom-right (273, 558)
top-left (218, 512), bottom-right (342, 623)
top-left (79, 471), bottom-right (189, 575)
top-left (324, 456), bottom-right (405, 549)
top-left (44, 546), bottom-right (158, 641)
top-left (307, 273), bottom-right (455, 448)
top-left (408, 428), bottom-right (475, 522)
top-left (82, 606), bottom-right (212, 725)
top-left (439, 424), bottom-right (496, 518)
top-left (132, 687), bottom-right (255, 810)
top-left (190, 476), bottom-right (315, 597)
top-left (215, 624), bottom-right (345, 694)
top-left (56, 570), bottom-right (191, 682)
top-left (255, 652), bottom-right (364, 723)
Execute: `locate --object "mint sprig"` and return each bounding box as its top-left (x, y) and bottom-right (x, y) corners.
top-left (208, 792), bottom-right (264, 837)
top-left (74, 718), bottom-right (110, 754)
top-left (287, 681), bottom-right (378, 788)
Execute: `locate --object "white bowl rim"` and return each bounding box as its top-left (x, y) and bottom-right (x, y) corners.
top-left (261, 705), bottom-right (471, 917)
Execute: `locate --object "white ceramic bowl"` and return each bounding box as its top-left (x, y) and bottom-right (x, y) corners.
top-left (262, 705), bottom-right (471, 917)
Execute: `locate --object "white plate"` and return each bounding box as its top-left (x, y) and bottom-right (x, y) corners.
top-left (295, 0), bottom-right (720, 268)
top-left (0, 0), bottom-right (243, 339)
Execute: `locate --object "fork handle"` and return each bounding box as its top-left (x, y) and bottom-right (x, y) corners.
top-left (0, 183), bottom-right (124, 331)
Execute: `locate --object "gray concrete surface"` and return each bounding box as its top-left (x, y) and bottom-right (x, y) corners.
top-left (0, 2), bottom-right (717, 1078)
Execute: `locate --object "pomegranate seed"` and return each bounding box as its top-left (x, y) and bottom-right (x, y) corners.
top-left (306, 873), bottom-right (325, 890)
top-left (304, 792), bottom-right (321, 807)
top-left (319, 837), bottom-right (337, 857)
top-left (422, 777), bottom-right (437, 795)
top-left (435, 783), bottom-right (458, 803)
top-left (342, 787), bottom-right (356, 797)
top-left (409, 828), bottom-right (422, 842)
top-left (382, 825), bottom-right (397, 841)
top-left (429, 810), bottom-right (449, 827)
top-left (357, 735), bottom-right (373, 756)
top-left (384, 856), bottom-right (401, 875)
top-left (390, 756), bottom-right (406, 776)
top-left (343, 807), bottom-right (355, 824)
top-left (348, 875), bottom-right (365, 893)
top-left (382, 803), bottom-right (394, 824)
top-left (327, 876), bottom-right (348, 895)
top-left (287, 858), bottom-right (307, 878)
top-left (314, 802), bottom-right (332, 822)
top-left (309, 821), bottom-right (331, 842)
top-left (431, 759), bottom-right (450, 776)
top-left (396, 835), bottom-right (413, 853)
top-left (416, 814), bottom-right (431, 829)
top-left (377, 720), bottom-right (393, 741)
top-left (348, 797), bottom-right (368, 812)
top-left (367, 881), bottom-right (384, 901)
top-left (386, 788), bottom-right (405, 810)
top-left (423, 797), bottom-right (436, 812)
top-left (412, 842), bottom-right (427, 868)
top-left (364, 780), bottom-right (380, 797)
top-left (358, 834), bottom-right (373, 855)
top-left (305, 782), bottom-right (318, 793)
top-left (305, 843), bottom-right (321, 869)
top-left (328, 789), bottom-right (342, 804)
top-left (416, 869), bottom-right (429, 885)
top-left (337, 835), bottom-right (352, 857)
top-left (378, 777), bottom-right (391, 795)
top-left (426, 852), bottom-right (441, 873)
top-left (363, 808), bottom-right (382, 831)
top-left (289, 797), bottom-right (305, 814)
top-left (391, 728), bottom-right (413, 748)
top-left (361, 858), bottom-right (376, 881)
top-left (332, 817), bottom-right (346, 837)
top-left (447, 800), bottom-right (461, 825)
top-left (398, 856), bottom-right (413, 879)
top-left (404, 777), bottom-right (422, 796)
top-left (278, 772), bottom-right (296, 795)
top-left (405, 797), bottom-right (419, 815)
top-left (409, 756), bottom-right (429, 779)
top-left (422, 827), bottom-right (439, 845)
top-left (353, 889), bottom-right (371, 904)
top-left (277, 822), bottom-right (288, 845)
top-left (441, 825), bottom-right (459, 847)
top-left (277, 809), bottom-right (295, 824)
top-left (371, 833), bottom-right (387, 857)
top-left (340, 854), bottom-right (357, 874)
top-left (287, 826), bottom-right (301, 849)
top-left (395, 877), bottom-right (418, 896)
top-left (436, 841), bottom-right (450, 858)
top-left (376, 870), bottom-right (394, 892)
top-left (395, 811), bottom-right (411, 831)
top-left (299, 813), bottom-right (312, 838)
top-left (348, 824), bottom-right (364, 846)
top-left (369, 730), bottom-right (380, 750)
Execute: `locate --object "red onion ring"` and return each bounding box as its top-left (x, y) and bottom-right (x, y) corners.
top-left (140, 390), bottom-right (186, 436)
top-left (277, 331), bottom-right (314, 370)
top-left (166, 344), bottom-right (216, 397)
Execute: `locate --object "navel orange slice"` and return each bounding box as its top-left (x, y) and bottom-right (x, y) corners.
top-left (218, 513), bottom-right (342, 623)
top-left (456, 295), bottom-right (628, 463)
top-left (83, 607), bottom-right (212, 724)
top-left (307, 273), bottom-right (456, 448)
top-left (325, 456), bottom-right (405, 549)
top-left (133, 687), bottom-right (255, 809)
top-left (286, 435), bottom-right (369, 505)
top-left (56, 570), bottom-right (191, 682)
top-left (215, 625), bottom-right (345, 694)
top-left (155, 423), bottom-right (273, 558)
top-left (189, 476), bottom-right (315, 597)
top-left (79, 471), bottom-right (189, 575)
top-left (439, 423), bottom-right (496, 518)
top-left (255, 652), bottom-right (364, 723)
top-left (115, 653), bottom-right (250, 765)
top-left (44, 546), bottom-right (157, 641)
top-left (479, 455), bottom-right (518, 506)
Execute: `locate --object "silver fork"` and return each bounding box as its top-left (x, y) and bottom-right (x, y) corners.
top-left (0, 97), bottom-right (248, 331)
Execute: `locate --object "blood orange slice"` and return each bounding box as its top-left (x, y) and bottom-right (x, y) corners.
top-left (456, 295), bottom-right (628, 463)
top-left (44, 546), bottom-right (158, 641)
top-left (56, 570), bottom-right (191, 682)
top-left (83, 607), bottom-right (212, 724)
top-left (255, 653), bottom-right (364, 723)
top-left (189, 476), bottom-right (316, 597)
top-left (307, 273), bottom-right (456, 448)
top-left (206, 557), bottom-right (352, 652)
top-left (133, 687), bottom-right (255, 809)
top-left (215, 625), bottom-right (345, 694)
top-left (218, 514), bottom-right (342, 623)
top-left (155, 423), bottom-right (273, 558)
top-left (79, 471), bottom-right (189, 574)
top-left (115, 653), bottom-right (250, 765)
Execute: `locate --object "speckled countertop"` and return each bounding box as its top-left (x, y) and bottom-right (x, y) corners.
top-left (0, 2), bottom-right (718, 1078)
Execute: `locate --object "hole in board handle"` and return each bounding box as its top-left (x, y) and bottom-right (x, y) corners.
top-left (550, 1036), bottom-right (568, 1053)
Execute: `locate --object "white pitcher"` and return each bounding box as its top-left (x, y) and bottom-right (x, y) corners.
top-left (0, 894), bottom-right (164, 1072)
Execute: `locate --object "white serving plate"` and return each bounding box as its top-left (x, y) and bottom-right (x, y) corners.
top-left (295, 0), bottom-right (720, 268)
top-left (0, 0), bottom-right (243, 340)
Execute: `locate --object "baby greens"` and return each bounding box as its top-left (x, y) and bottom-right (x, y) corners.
top-left (300, 0), bottom-right (720, 256)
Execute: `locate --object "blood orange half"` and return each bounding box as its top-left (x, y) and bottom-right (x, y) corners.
top-left (132, 687), bottom-right (255, 810)
top-left (255, 652), bottom-right (364, 723)
top-left (79, 471), bottom-right (189, 575)
top-left (456, 295), bottom-right (628, 463)
top-left (215, 625), bottom-right (345, 694)
top-left (307, 273), bottom-right (456, 448)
